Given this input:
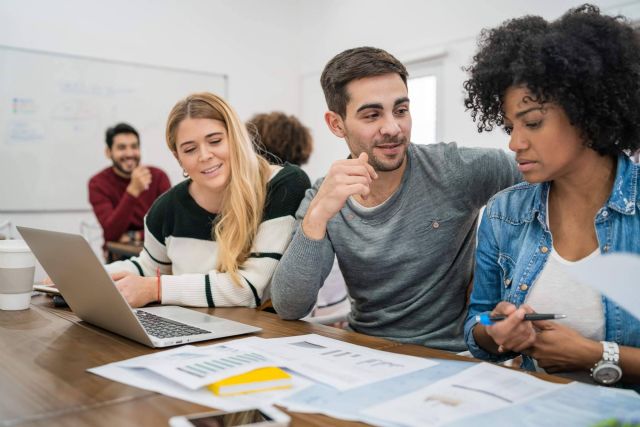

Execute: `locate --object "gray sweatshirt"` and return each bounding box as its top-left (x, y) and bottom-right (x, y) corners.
top-left (272, 142), bottom-right (520, 351)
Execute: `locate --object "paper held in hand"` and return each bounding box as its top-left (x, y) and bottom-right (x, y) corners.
top-left (564, 253), bottom-right (640, 321)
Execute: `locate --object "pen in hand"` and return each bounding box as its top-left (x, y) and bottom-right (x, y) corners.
top-left (476, 313), bottom-right (566, 326)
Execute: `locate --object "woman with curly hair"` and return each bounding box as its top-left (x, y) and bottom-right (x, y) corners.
top-left (247, 112), bottom-right (313, 166)
top-left (463, 4), bottom-right (640, 387)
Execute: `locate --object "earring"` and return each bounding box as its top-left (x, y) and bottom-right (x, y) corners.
top-left (182, 169), bottom-right (189, 178)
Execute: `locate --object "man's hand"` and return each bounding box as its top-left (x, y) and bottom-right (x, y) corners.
top-left (118, 233), bottom-right (132, 243)
top-left (113, 273), bottom-right (158, 308)
top-left (126, 166), bottom-right (152, 197)
top-left (525, 320), bottom-right (601, 373)
top-left (302, 153), bottom-right (377, 240)
top-left (485, 302), bottom-right (537, 353)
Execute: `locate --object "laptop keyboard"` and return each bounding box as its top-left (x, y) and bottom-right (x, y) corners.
top-left (135, 310), bottom-right (210, 339)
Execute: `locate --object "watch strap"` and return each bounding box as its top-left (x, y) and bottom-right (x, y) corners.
top-left (601, 341), bottom-right (620, 365)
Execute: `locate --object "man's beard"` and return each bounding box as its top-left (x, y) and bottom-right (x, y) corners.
top-left (112, 157), bottom-right (139, 176)
top-left (368, 136), bottom-right (408, 172)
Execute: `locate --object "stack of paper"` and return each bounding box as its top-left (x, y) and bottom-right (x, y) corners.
top-left (88, 334), bottom-right (439, 413)
top-left (89, 333), bottom-right (640, 426)
top-left (89, 341), bottom-right (312, 412)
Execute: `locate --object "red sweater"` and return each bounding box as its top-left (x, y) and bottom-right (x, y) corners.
top-left (88, 166), bottom-right (171, 242)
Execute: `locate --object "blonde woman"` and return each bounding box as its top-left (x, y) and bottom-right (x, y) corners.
top-left (106, 93), bottom-right (310, 308)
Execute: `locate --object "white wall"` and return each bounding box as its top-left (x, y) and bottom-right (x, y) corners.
top-left (0, 0), bottom-right (301, 265)
top-left (1, 0), bottom-right (639, 269)
top-left (297, 0), bottom-right (640, 180)
top-left (0, 0), bottom-right (302, 118)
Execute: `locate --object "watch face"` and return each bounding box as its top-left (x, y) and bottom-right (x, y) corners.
top-left (594, 365), bottom-right (622, 384)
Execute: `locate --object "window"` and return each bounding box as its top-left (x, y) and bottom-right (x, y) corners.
top-left (408, 75), bottom-right (437, 145)
top-left (406, 58), bottom-right (443, 145)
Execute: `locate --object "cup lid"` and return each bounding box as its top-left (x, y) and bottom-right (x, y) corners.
top-left (0, 239), bottom-right (31, 253)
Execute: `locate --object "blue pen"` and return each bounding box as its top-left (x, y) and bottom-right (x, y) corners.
top-left (476, 313), bottom-right (567, 326)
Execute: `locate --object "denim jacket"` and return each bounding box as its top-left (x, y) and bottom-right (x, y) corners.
top-left (465, 155), bottom-right (640, 376)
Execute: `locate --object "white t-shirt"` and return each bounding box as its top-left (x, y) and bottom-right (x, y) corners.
top-left (526, 248), bottom-right (605, 342)
top-left (526, 247), bottom-right (604, 383)
top-left (524, 198), bottom-right (606, 382)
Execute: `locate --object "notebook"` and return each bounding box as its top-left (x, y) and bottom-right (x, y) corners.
top-left (208, 367), bottom-right (292, 396)
top-left (18, 226), bottom-right (262, 348)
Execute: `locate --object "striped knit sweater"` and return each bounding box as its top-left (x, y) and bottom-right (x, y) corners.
top-left (105, 163), bottom-right (310, 308)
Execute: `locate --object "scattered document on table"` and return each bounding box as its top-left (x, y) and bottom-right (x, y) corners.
top-left (282, 359), bottom-right (476, 427)
top-left (88, 344), bottom-right (312, 412)
top-left (565, 253), bottom-right (640, 320)
top-left (445, 381), bottom-right (640, 427)
top-left (234, 334), bottom-right (438, 391)
top-left (141, 344), bottom-right (275, 389)
top-left (363, 363), bottom-right (561, 427)
top-left (89, 333), bottom-right (640, 427)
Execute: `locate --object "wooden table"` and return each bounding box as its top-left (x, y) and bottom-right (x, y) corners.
top-left (105, 241), bottom-right (143, 262)
top-left (0, 296), bottom-right (569, 427)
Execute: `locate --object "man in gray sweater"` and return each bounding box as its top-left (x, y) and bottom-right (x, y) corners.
top-left (271, 47), bottom-right (520, 351)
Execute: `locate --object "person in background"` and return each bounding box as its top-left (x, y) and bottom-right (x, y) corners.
top-left (106, 93), bottom-right (310, 308)
top-left (88, 123), bottom-right (171, 246)
top-left (463, 5), bottom-right (640, 387)
top-left (271, 47), bottom-right (521, 351)
top-left (247, 111), bottom-right (313, 166)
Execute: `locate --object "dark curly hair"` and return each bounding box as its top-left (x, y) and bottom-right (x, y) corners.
top-left (247, 112), bottom-right (313, 166)
top-left (463, 4), bottom-right (640, 156)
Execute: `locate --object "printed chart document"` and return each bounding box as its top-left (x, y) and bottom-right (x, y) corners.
top-left (235, 334), bottom-right (438, 391)
top-left (126, 343), bottom-right (275, 389)
top-left (89, 340), bottom-right (312, 411)
top-left (565, 253), bottom-right (640, 320)
top-left (282, 360), bottom-right (476, 426)
top-left (89, 334), bottom-right (640, 426)
top-left (363, 363), bottom-right (561, 427)
top-left (444, 381), bottom-right (640, 427)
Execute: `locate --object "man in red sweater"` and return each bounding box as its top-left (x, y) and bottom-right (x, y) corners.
top-left (88, 123), bottom-right (171, 246)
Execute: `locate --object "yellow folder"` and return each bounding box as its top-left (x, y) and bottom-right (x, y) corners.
top-left (208, 367), bottom-right (292, 396)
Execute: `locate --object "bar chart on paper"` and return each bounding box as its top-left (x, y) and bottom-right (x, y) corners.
top-left (318, 349), bottom-right (404, 368)
top-left (177, 353), bottom-right (269, 378)
top-left (145, 346), bottom-right (275, 389)
top-left (244, 334), bottom-right (438, 391)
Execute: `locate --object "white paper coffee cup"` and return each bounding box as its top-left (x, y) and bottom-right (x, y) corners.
top-left (0, 240), bottom-right (36, 310)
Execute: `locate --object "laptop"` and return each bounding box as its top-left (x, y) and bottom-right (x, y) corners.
top-left (18, 226), bottom-right (262, 348)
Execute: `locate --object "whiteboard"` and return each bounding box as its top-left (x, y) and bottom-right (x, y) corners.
top-left (0, 45), bottom-right (227, 211)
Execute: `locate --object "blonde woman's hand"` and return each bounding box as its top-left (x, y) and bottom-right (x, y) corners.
top-left (114, 275), bottom-right (158, 308)
top-left (110, 270), bottom-right (135, 281)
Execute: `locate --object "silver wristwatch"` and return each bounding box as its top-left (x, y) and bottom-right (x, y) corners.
top-left (591, 341), bottom-right (622, 385)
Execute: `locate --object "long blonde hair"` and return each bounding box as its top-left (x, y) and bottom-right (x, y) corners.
top-left (166, 93), bottom-right (271, 285)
